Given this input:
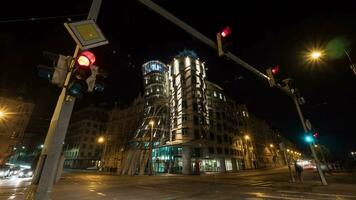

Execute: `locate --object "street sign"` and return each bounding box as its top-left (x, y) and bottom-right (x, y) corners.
top-left (305, 118), bottom-right (312, 131)
top-left (64, 19), bottom-right (108, 50)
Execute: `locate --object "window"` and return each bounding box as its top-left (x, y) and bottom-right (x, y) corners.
top-left (217, 123), bottom-right (222, 131)
top-left (194, 129), bottom-right (200, 139)
top-left (213, 91), bottom-right (217, 97)
top-left (202, 130), bottom-right (207, 139)
top-left (172, 131), bottom-right (176, 141)
top-left (182, 128), bottom-right (188, 136)
top-left (225, 148), bottom-right (229, 155)
top-left (88, 152), bottom-right (92, 157)
top-left (217, 135), bottom-right (222, 144)
top-left (217, 148), bottom-right (222, 154)
top-left (194, 116), bottom-right (199, 125)
top-left (80, 152), bottom-right (84, 157)
top-left (208, 147), bottom-right (214, 154)
top-left (216, 112), bottom-right (221, 120)
top-left (193, 103), bottom-right (198, 111)
top-left (222, 112), bottom-right (226, 119)
top-left (210, 132), bottom-right (215, 141)
top-left (182, 100), bottom-right (187, 108)
top-left (223, 123), bottom-right (227, 130)
top-left (182, 114), bottom-right (187, 122)
top-left (224, 134), bottom-right (228, 142)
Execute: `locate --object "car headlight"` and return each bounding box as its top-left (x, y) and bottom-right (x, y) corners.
top-left (27, 171), bottom-right (33, 176)
top-left (0, 171), bottom-right (4, 176)
top-left (19, 172), bottom-right (24, 176)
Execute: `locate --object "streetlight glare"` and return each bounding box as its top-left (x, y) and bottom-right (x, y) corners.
top-left (244, 135), bottom-right (250, 140)
top-left (98, 136), bottom-right (105, 143)
top-left (311, 51), bottom-right (322, 60)
top-left (149, 120), bottom-right (155, 126)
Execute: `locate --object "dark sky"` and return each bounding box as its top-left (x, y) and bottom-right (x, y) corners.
top-left (1, 0), bottom-right (355, 158)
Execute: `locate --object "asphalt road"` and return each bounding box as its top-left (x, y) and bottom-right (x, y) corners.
top-left (1, 167), bottom-right (356, 200)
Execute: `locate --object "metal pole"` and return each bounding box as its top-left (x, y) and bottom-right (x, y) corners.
top-left (292, 97), bottom-right (328, 185)
top-left (149, 124), bottom-right (153, 175)
top-left (26, 1), bottom-right (102, 199)
top-left (138, 0), bottom-right (269, 80)
top-left (283, 149), bottom-right (295, 182)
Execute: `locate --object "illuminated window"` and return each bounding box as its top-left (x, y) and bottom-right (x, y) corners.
top-left (219, 93), bottom-right (223, 100)
top-left (213, 91), bottom-right (217, 97)
top-left (185, 57), bottom-right (191, 67)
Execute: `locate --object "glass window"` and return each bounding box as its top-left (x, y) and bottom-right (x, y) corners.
top-left (182, 128), bottom-right (188, 136)
top-left (217, 148), bottom-right (222, 154)
top-left (210, 132), bottom-right (215, 141)
top-left (224, 134), bottom-right (228, 142)
top-left (208, 147), bottom-right (214, 154)
top-left (217, 135), bottom-right (222, 143)
top-left (224, 148), bottom-right (229, 155)
top-left (194, 129), bottom-right (200, 139)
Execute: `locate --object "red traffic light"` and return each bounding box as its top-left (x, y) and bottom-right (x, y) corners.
top-left (313, 132), bottom-right (318, 138)
top-left (77, 51), bottom-right (96, 67)
top-left (220, 27), bottom-right (232, 38)
top-left (271, 65), bottom-right (280, 75)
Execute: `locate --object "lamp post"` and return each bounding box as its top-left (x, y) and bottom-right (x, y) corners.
top-left (97, 136), bottom-right (106, 171)
top-left (148, 120), bottom-right (154, 175)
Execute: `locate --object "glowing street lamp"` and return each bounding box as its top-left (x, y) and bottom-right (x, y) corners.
top-left (97, 136), bottom-right (105, 144)
top-left (244, 135), bottom-right (250, 140)
top-left (270, 144), bottom-right (274, 148)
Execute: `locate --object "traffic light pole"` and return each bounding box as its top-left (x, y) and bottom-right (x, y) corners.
top-left (285, 86), bottom-right (328, 186)
top-left (25, 1), bottom-right (102, 200)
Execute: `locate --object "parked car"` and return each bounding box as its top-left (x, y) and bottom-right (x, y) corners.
top-left (18, 169), bottom-right (33, 178)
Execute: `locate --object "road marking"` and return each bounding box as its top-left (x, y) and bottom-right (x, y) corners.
top-left (89, 189), bottom-right (95, 192)
top-left (7, 196), bottom-right (16, 200)
top-left (97, 192), bottom-right (106, 196)
top-left (277, 190), bottom-right (356, 198)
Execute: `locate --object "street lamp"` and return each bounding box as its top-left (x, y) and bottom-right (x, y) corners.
top-left (308, 50), bottom-right (324, 62)
top-left (244, 135), bottom-right (250, 140)
top-left (148, 120), bottom-right (155, 175)
top-left (307, 47), bottom-right (356, 76)
top-left (97, 136), bottom-right (106, 171)
top-left (97, 136), bottom-right (105, 144)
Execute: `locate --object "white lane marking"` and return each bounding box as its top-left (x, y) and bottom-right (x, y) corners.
top-left (97, 192), bottom-right (106, 196)
top-left (278, 190), bottom-right (356, 198)
top-left (89, 189), bottom-right (95, 192)
top-left (7, 196), bottom-right (16, 200)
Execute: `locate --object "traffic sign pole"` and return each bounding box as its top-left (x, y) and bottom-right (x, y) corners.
top-left (25, 1), bottom-right (102, 199)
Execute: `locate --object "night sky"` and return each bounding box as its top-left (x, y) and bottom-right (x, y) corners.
top-left (1, 0), bottom-right (355, 158)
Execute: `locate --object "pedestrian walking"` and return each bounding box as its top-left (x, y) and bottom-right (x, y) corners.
top-left (294, 162), bottom-right (304, 183)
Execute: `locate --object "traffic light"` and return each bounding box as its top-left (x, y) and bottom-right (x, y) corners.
top-left (68, 51), bottom-right (96, 98)
top-left (266, 65), bottom-right (280, 87)
top-left (313, 132), bottom-right (318, 138)
top-left (216, 26), bottom-right (232, 57)
top-left (304, 134), bottom-right (314, 143)
top-left (37, 51), bottom-right (72, 87)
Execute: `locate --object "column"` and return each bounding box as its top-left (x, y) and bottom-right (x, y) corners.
top-left (219, 157), bottom-right (226, 173)
top-left (231, 158), bottom-right (238, 172)
top-left (182, 145), bottom-right (191, 175)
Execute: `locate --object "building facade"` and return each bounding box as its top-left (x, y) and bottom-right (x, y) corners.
top-left (0, 96), bottom-right (34, 166)
top-left (105, 50), bottom-right (299, 175)
top-left (102, 96), bottom-right (145, 172)
top-left (63, 105), bottom-right (107, 169)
